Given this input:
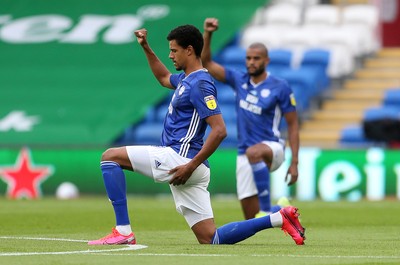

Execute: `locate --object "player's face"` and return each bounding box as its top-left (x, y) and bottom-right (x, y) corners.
top-left (169, 40), bottom-right (187, 71)
top-left (246, 48), bottom-right (269, 77)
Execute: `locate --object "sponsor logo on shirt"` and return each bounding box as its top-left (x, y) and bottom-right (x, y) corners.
top-left (204, 95), bottom-right (217, 110)
top-left (290, 93), bottom-right (297, 106)
top-left (261, 89), bottom-right (270, 98)
top-left (239, 99), bottom-right (262, 115)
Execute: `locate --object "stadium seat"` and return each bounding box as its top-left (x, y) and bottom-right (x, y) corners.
top-left (287, 84), bottom-right (310, 112)
top-left (262, 4), bottom-right (302, 28)
top-left (342, 4), bottom-right (379, 32)
top-left (240, 25), bottom-right (285, 49)
top-left (219, 46), bottom-right (246, 65)
top-left (270, 0), bottom-right (318, 6)
top-left (319, 27), bottom-right (363, 58)
top-left (304, 4), bottom-right (341, 28)
top-left (142, 106), bottom-right (157, 124)
top-left (219, 103), bottom-right (237, 123)
top-left (300, 48), bottom-right (330, 89)
top-left (204, 122), bottom-right (237, 148)
top-left (383, 89), bottom-right (400, 108)
top-left (131, 123), bottom-right (164, 145)
top-left (339, 124), bottom-right (372, 145)
top-left (280, 27), bottom-right (321, 67)
top-left (155, 104), bottom-right (169, 122)
top-left (215, 82), bottom-right (235, 105)
top-left (341, 4), bottom-right (380, 52)
top-left (363, 106), bottom-right (400, 121)
top-left (277, 68), bottom-right (322, 112)
top-left (269, 48), bottom-right (293, 70)
top-left (221, 122), bottom-right (238, 148)
top-left (339, 24), bottom-right (375, 56)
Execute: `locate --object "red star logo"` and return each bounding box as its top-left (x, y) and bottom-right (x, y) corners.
top-left (0, 148), bottom-right (53, 199)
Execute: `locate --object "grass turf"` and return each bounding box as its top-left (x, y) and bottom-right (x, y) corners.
top-left (0, 195), bottom-right (399, 265)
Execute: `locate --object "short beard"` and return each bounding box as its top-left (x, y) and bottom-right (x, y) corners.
top-left (248, 67), bottom-right (265, 77)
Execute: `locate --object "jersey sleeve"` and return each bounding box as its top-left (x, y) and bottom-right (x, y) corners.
top-left (279, 80), bottom-right (297, 114)
top-left (190, 80), bottom-right (221, 119)
top-left (224, 67), bottom-right (243, 92)
top-left (169, 73), bottom-right (184, 89)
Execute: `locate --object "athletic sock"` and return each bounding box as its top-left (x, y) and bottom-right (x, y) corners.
top-left (271, 205), bottom-right (281, 213)
top-left (269, 211), bottom-right (283, 227)
top-left (116, 225), bottom-right (132, 236)
top-left (101, 161), bottom-right (130, 226)
top-left (251, 162), bottom-right (271, 212)
top-left (211, 215), bottom-right (273, 244)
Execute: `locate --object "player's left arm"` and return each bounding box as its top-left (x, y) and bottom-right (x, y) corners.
top-left (284, 110), bottom-right (299, 185)
top-left (169, 114), bottom-right (227, 186)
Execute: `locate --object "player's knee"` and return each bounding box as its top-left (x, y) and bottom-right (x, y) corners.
top-left (191, 219), bottom-right (216, 244)
top-left (101, 148), bottom-right (119, 162)
top-left (197, 231), bottom-right (215, 244)
top-left (245, 145), bottom-right (261, 162)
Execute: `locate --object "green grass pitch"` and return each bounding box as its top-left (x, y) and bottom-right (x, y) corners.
top-left (0, 195), bottom-right (399, 265)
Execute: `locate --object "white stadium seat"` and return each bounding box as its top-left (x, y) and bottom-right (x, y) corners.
top-left (262, 4), bottom-right (302, 28)
top-left (240, 25), bottom-right (286, 49)
top-left (341, 4), bottom-right (380, 52)
top-left (304, 4), bottom-right (341, 28)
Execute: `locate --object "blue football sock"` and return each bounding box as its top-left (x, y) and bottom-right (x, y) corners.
top-left (211, 216), bottom-right (273, 244)
top-left (101, 161), bottom-right (130, 225)
top-left (271, 205), bottom-right (281, 213)
top-left (251, 162), bottom-right (271, 212)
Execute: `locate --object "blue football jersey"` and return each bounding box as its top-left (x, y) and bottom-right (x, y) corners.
top-left (225, 68), bottom-right (296, 155)
top-left (161, 69), bottom-right (221, 164)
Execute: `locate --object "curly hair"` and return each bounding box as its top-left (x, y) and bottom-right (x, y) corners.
top-left (167, 24), bottom-right (204, 57)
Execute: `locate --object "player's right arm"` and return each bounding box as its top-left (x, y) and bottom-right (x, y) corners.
top-left (134, 29), bottom-right (173, 89)
top-left (202, 18), bottom-right (226, 82)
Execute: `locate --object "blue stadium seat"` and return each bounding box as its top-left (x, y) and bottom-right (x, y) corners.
top-left (205, 121), bottom-right (237, 148)
top-left (268, 49), bottom-right (293, 76)
top-left (300, 48), bottom-right (331, 89)
top-left (142, 106), bottom-right (157, 124)
top-left (339, 124), bottom-right (372, 144)
top-left (223, 63), bottom-right (247, 72)
top-left (132, 123), bottom-right (164, 145)
top-left (269, 48), bottom-right (293, 68)
top-left (277, 68), bottom-right (321, 111)
top-left (219, 103), bottom-right (237, 123)
top-left (222, 122), bottom-right (238, 148)
top-left (155, 104), bottom-right (169, 122)
top-left (383, 88), bottom-right (400, 108)
top-left (216, 86), bottom-right (235, 105)
top-left (219, 46), bottom-right (246, 65)
top-left (363, 106), bottom-right (400, 121)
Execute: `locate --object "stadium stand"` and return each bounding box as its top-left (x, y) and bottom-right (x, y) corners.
top-left (234, 0), bottom-right (399, 148)
top-left (305, 47), bottom-right (400, 147)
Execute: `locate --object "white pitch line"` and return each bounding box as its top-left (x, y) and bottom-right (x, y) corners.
top-left (0, 236), bottom-right (147, 256)
top-left (0, 236), bottom-right (87, 243)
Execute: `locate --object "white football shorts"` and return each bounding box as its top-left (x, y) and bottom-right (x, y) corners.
top-left (236, 141), bottom-right (285, 200)
top-left (126, 145), bottom-right (213, 227)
